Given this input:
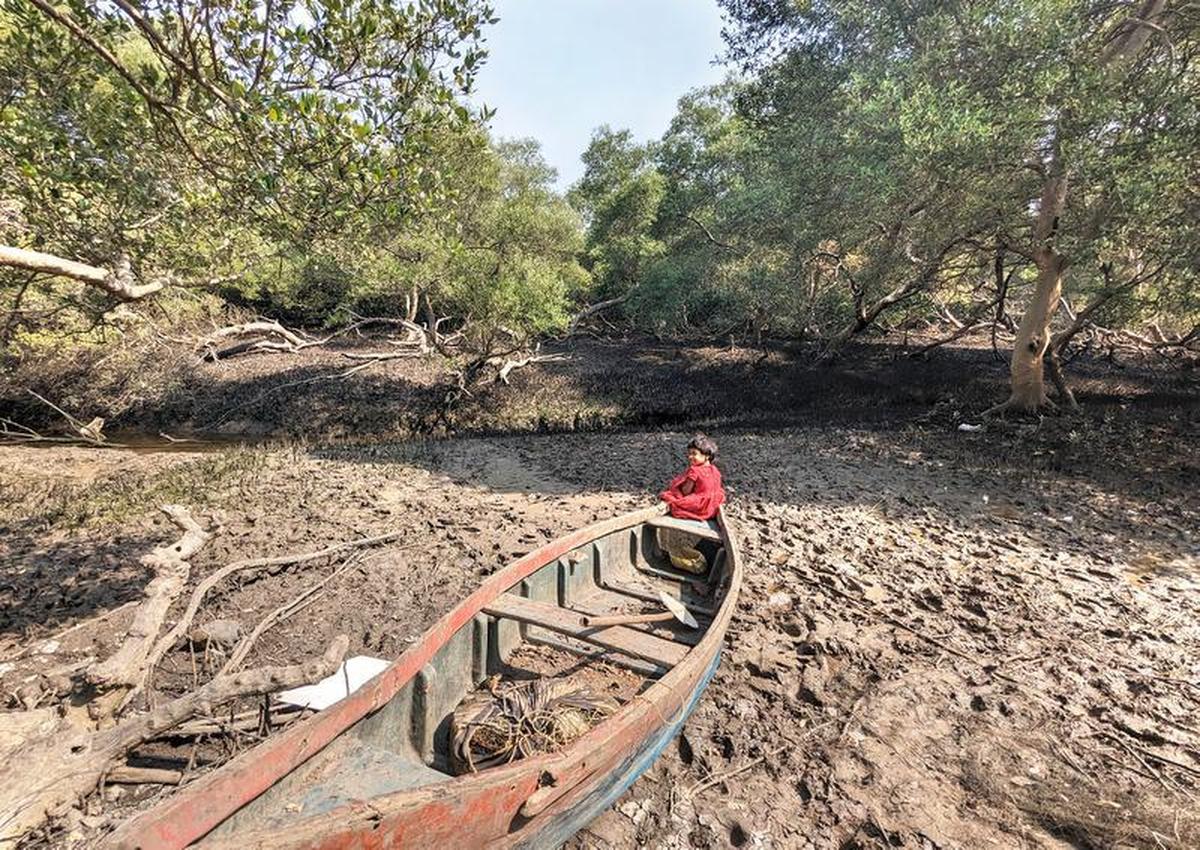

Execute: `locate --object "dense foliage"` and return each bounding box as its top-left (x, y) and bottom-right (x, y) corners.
top-left (0, 0), bottom-right (584, 351)
top-left (571, 0), bottom-right (1199, 360)
top-left (3, 0), bottom-right (1196, 400)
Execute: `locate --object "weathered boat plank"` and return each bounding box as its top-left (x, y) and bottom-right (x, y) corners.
top-left (644, 515), bottom-right (722, 541)
top-left (570, 590), bottom-right (704, 647)
top-left (482, 593), bottom-right (688, 668)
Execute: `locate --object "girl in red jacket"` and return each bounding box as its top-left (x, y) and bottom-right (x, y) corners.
top-left (660, 434), bottom-right (725, 521)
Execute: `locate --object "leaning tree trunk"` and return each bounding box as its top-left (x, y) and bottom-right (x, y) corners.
top-left (992, 0), bottom-right (1167, 413)
top-left (0, 245), bottom-right (164, 301)
top-left (1006, 175), bottom-right (1067, 411)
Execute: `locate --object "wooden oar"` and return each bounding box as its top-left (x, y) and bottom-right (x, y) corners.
top-left (581, 592), bottom-right (699, 629)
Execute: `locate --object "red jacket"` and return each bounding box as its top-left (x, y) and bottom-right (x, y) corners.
top-left (659, 463), bottom-right (725, 521)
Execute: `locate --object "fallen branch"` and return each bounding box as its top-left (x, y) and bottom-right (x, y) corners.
top-left (340, 349), bottom-right (424, 364)
top-left (24, 390), bottom-right (109, 445)
top-left (88, 506), bottom-right (211, 697)
top-left (219, 554), bottom-right (361, 675)
top-left (157, 704), bottom-right (305, 739)
top-left (908, 297), bottom-right (1004, 358)
top-left (0, 637), bottom-right (348, 846)
top-left (566, 291), bottom-right (633, 336)
top-left (0, 418), bottom-right (102, 447)
top-left (132, 531), bottom-right (403, 706)
top-left (341, 312), bottom-right (463, 352)
top-left (197, 320), bottom-right (327, 362)
top-left (493, 348), bottom-right (567, 384)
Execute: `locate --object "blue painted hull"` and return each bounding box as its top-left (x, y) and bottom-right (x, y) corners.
top-left (517, 648), bottom-right (723, 849)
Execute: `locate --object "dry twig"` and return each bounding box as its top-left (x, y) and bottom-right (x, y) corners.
top-left (218, 554), bottom-right (362, 675)
top-left (133, 531), bottom-right (403, 706)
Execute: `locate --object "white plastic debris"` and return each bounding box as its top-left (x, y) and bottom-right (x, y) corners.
top-left (957, 423), bottom-right (983, 432)
top-left (276, 655), bottom-right (390, 711)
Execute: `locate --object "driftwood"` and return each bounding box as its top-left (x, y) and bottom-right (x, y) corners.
top-left (0, 637), bottom-right (348, 847)
top-left (197, 320), bottom-right (326, 361)
top-left (88, 506), bottom-right (211, 695)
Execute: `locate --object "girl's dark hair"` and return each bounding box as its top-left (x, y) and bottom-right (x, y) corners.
top-left (688, 433), bottom-right (719, 462)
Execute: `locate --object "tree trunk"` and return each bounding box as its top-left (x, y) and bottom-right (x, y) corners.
top-left (422, 292), bottom-right (441, 348)
top-left (404, 285), bottom-right (419, 323)
top-left (0, 245), bottom-right (164, 301)
top-left (993, 0), bottom-right (1167, 412)
top-left (1008, 255), bottom-right (1065, 409)
top-left (995, 174), bottom-right (1067, 413)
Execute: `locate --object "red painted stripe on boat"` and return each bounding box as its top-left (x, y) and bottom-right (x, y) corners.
top-left (107, 505), bottom-right (668, 849)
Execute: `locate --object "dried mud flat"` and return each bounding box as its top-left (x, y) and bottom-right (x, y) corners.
top-left (1, 402), bottom-right (1197, 848)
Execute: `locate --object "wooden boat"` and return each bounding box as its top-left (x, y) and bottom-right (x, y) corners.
top-left (108, 505), bottom-right (742, 849)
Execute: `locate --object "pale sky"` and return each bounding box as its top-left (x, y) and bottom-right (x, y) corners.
top-left (471, 0), bottom-right (728, 190)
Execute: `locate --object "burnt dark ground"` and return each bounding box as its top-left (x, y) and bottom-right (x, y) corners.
top-left (2, 331), bottom-right (1195, 442)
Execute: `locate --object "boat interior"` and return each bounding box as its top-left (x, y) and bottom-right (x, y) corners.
top-left (209, 515), bottom-right (730, 837)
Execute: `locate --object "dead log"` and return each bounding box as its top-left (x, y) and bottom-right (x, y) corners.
top-left (87, 506), bottom-right (210, 696)
top-left (197, 320), bottom-right (324, 361)
top-left (0, 637), bottom-right (348, 847)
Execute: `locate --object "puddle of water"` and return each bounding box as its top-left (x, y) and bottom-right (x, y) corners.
top-left (6, 431), bottom-right (250, 455)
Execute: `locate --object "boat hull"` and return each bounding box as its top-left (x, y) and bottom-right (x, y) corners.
top-left (106, 505), bottom-right (741, 850)
top-left (514, 650), bottom-right (721, 850)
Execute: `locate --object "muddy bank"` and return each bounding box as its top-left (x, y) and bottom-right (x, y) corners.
top-left (3, 334), bottom-right (1195, 442)
top-left (1, 401), bottom-right (1197, 847)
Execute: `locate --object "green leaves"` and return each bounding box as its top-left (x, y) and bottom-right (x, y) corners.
top-left (713, 0), bottom-right (1200, 341)
top-left (3, 0), bottom-right (495, 272)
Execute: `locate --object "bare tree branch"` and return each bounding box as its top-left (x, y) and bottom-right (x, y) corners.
top-left (0, 246), bottom-right (164, 301)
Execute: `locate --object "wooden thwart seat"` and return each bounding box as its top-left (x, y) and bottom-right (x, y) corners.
top-left (483, 593), bottom-right (688, 668)
top-left (645, 516), bottom-right (722, 541)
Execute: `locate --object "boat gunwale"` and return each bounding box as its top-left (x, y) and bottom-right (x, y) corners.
top-left (107, 504), bottom-right (742, 849)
